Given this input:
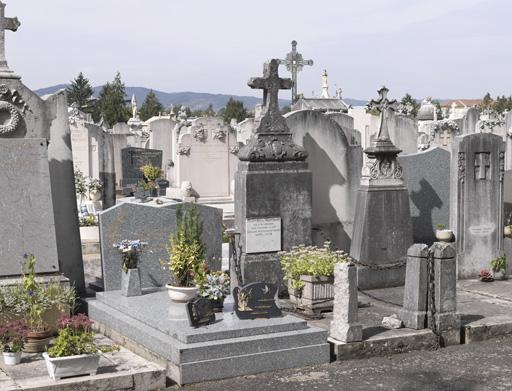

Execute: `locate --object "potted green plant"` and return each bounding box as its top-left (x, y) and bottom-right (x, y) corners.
top-left (113, 239), bottom-right (148, 297)
top-left (504, 225), bottom-right (512, 238)
top-left (490, 254), bottom-right (506, 280)
top-left (0, 320), bottom-right (28, 365)
top-left (435, 224), bottom-right (453, 242)
top-left (199, 271), bottom-right (230, 311)
top-left (87, 178), bottom-right (103, 202)
top-left (162, 205), bottom-right (206, 302)
top-left (43, 314), bottom-right (119, 380)
top-left (141, 164), bottom-right (163, 197)
top-left (279, 242), bottom-right (350, 314)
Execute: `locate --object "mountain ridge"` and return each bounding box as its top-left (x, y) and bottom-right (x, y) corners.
top-left (34, 84), bottom-right (369, 111)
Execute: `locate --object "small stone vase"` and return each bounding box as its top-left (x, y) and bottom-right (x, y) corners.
top-left (121, 268), bottom-right (142, 297)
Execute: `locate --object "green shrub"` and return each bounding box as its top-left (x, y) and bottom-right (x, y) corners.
top-left (490, 254), bottom-right (506, 273)
top-left (279, 242), bottom-right (350, 291)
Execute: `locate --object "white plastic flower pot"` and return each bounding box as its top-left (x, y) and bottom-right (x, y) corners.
top-left (166, 285), bottom-right (199, 303)
top-left (3, 351), bottom-right (22, 365)
top-left (435, 229), bottom-right (453, 242)
top-left (43, 352), bottom-right (100, 380)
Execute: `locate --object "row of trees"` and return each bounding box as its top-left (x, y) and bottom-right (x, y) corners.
top-left (66, 72), bottom-right (251, 128)
top-left (481, 93), bottom-right (512, 114)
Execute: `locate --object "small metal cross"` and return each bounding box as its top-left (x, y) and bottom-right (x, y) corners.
top-left (279, 40), bottom-right (313, 104)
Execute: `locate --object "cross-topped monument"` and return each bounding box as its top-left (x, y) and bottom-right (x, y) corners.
top-left (367, 86), bottom-right (398, 141)
top-left (0, 1), bottom-right (20, 78)
top-left (238, 59), bottom-right (307, 162)
top-left (279, 40), bottom-right (313, 104)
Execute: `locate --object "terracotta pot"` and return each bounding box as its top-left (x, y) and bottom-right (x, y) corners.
top-left (165, 285), bottom-right (198, 303)
top-left (435, 229), bottom-right (453, 242)
top-left (24, 328), bottom-right (52, 353)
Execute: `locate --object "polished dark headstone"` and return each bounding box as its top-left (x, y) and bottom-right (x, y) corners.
top-left (233, 282), bottom-right (282, 320)
top-left (187, 297), bottom-right (216, 328)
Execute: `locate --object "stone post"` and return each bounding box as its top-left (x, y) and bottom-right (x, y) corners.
top-left (432, 242), bottom-right (460, 332)
top-left (400, 244), bottom-right (429, 329)
top-left (329, 263), bottom-right (362, 343)
top-left (100, 130), bottom-right (116, 209)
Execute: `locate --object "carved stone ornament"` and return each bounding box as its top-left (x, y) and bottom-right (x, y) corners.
top-left (499, 151), bottom-right (505, 182)
top-left (238, 59), bottom-right (308, 162)
top-left (0, 84), bottom-right (27, 135)
top-left (178, 144), bottom-right (191, 156)
top-left (212, 128), bottom-right (226, 141)
top-left (458, 152), bottom-right (466, 183)
top-left (192, 125), bottom-right (207, 142)
top-left (367, 156), bottom-right (403, 180)
top-left (230, 145), bottom-right (240, 155)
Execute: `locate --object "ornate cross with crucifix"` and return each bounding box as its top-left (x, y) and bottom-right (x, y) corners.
top-left (279, 40), bottom-right (313, 104)
top-left (238, 59), bottom-right (307, 162)
top-left (0, 1), bottom-right (20, 78)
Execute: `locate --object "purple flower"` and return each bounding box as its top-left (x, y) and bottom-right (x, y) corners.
top-left (27, 290), bottom-right (34, 297)
top-left (23, 253), bottom-right (29, 259)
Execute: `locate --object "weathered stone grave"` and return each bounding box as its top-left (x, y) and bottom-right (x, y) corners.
top-left (286, 110), bottom-right (362, 251)
top-left (171, 116), bottom-right (238, 199)
top-left (146, 116), bottom-right (177, 178)
top-left (99, 198), bottom-right (222, 291)
top-left (0, 1), bottom-right (84, 291)
top-left (398, 147), bottom-right (450, 245)
top-left (350, 87), bottom-right (413, 289)
top-left (121, 146), bottom-right (163, 189)
top-left (234, 59), bottom-right (312, 287)
top-left (450, 133), bottom-right (505, 278)
top-left (387, 111), bottom-right (418, 154)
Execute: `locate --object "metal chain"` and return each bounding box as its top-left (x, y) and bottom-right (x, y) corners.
top-left (427, 247), bottom-right (441, 348)
top-left (352, 258), bottom-right (407, 271)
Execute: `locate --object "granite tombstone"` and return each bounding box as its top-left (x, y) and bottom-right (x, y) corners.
top-left (187, 297), bottom-right (216, 328)
top-left (233, 282), bottom-right (282, 320)
top-left (121, 146), bottom-right (163, 189)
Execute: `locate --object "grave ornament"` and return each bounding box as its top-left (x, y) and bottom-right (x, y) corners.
top-left (233, 282), bottom-right (282, 320)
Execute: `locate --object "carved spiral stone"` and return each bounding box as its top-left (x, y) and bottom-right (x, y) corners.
top-left (0, 101), bottom-right (21, 135)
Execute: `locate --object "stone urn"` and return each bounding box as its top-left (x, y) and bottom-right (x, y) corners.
top-left (166, 285), bottom-right (199, 303)
top-left (435, 229), bottom-right (453, 242)
top-left (89, 190), bottom-right (102, 202)
top-left (504, 225), bottom-right (512, 238)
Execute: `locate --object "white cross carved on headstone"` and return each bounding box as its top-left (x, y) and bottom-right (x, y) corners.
top-left (248, 59), bottom-right (292, 116)
top-left (0, 1), bottom-right (19, 75)
top-left (440, 128), bottom-right (451, 146)
top-left (278, 40), bottom-right (313, 104)
top-left (475, 152), bottom-right (491, 180)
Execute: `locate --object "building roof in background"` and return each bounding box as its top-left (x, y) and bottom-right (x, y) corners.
top-left (291, 97), bottom-right (350, 113)
top-left (440, 99), bottom-right (482, 108)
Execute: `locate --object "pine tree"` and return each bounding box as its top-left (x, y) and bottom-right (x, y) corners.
top-left (220, 98), bottom-right (248, 123)
top-left (482, 92), bottom-right (493, 110)
top-left (66, 72), bottom-right (94, 109)
top-left (139, 90), bottom-right (164, 121)
top-left (400, 93), bottom-right (420, 117)
top-left (96, 72), bottom-right (130, 128)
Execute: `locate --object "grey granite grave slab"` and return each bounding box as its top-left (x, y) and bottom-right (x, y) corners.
top-left (399, 147), bottom-right (450, 245)
top-left (87, 289), bottom-right (330, 385)
top-left (121, 147), bottom-right (162, 187)
top-left (0, 139), bottom-right (59, 275)
top-left (99, 198), bottom-right (222, 291)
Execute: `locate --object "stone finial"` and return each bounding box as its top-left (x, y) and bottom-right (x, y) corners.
top-left (0, 0), bottom-right (20, 79)
top-left (321, 69), bottom-right (329, 98)
top-left (238, 59), bottom-right (308, 162)
top-left (131, 94), bottom-right (137, 119)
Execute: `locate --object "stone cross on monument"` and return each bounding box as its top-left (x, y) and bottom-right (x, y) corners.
top-left (0, 1), bottom-right (20, 78)
top-left (367, 86), bottom-right (398, 141)
top-left (238, 59), bottom-right (307, 162)
top-left (279, 40), bottom-right (313, 104)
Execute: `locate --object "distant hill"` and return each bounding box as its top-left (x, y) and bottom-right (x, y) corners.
top-left (34, 84), bottom-right (368, 111)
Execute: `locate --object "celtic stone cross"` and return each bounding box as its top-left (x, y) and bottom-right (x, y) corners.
top-left (248, 59), bottom-right (292, 118)
top-left (367, 86), bottom-right (398, 140)
top-left (279, 40), bottom-right (313, 104)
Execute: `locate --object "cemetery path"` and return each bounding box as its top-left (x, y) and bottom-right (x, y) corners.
top-left (177, 335), bottom-right (512, 391)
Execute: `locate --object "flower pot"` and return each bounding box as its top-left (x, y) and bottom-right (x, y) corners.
top-left (149, 188), bottom-right (158, 197)
top-left (288, 276), bottom-right (335, 315)
top-left (492, 270), bottom-right (506, 280)
top-left (505, 226), bottom-right (512, 238)
top-left (166, 285), bottom-right (198, 303)
top-left (43, 352), bottom-right (100, 380)
top-left (89, 190), bottom-right (102, 202)
top-left (435, 229), bottom-right (453, 242)
top-left (24, 328), bottom-right (52, 353)
top-left (121, 268), bottom-right (142, 297)
top-left (3, 351), bottom-right (22, 366)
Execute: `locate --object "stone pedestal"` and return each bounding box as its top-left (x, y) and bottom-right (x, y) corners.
top-left (329, 263), bottom-right (362, 343)
top-left (400, 244), bottom-right (429, 329)
top-left (233, 161), bottom-right (312, 287)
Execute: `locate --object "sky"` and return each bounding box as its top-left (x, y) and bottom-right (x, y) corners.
top-left (5, 0), bottom-right (512, 101)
